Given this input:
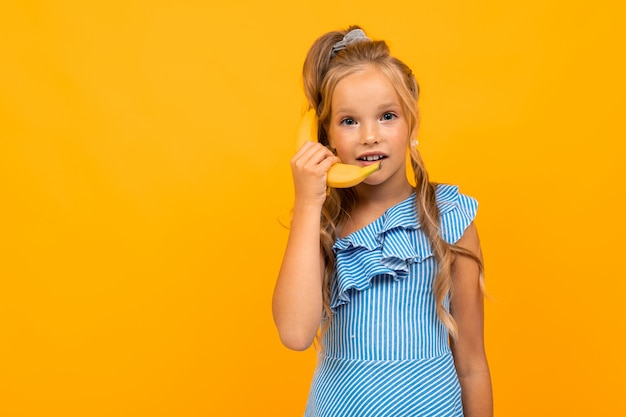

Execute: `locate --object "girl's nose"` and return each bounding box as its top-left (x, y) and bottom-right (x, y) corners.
top-left (361, 126), bottom-right (379, 145)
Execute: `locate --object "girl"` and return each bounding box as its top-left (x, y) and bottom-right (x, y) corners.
top-left (273, 25), bottom-right (493, 417)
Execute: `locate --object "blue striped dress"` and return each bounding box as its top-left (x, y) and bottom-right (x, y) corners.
top-left (304, 184), bottom-right (478, 417)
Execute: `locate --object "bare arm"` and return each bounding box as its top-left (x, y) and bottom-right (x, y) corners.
top-left (450, 222), bottom-right (493, 416)
top-left (272, 142), bottom-right (340, 351)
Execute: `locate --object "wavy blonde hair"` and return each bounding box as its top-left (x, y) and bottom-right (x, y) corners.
top-left (302, 26), bottom-right (483, 341)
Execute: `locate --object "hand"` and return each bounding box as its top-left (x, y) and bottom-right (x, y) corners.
top-left (290, 141), bottom-right (341, 208)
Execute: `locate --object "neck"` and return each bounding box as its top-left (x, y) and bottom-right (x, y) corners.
top-left (353, 179), bottom-right (415, 211)
top-left (338, 179), bottom-right (414, 238)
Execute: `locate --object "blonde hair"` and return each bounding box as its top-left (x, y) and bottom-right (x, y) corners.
top-left (302, 26), bottom-right (483, 341)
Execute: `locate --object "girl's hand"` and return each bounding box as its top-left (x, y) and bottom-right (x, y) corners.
top-left (290, 141), bottom-right (340, 208)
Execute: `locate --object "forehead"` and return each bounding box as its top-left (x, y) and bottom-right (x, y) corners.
top-left (331, 66), bottom-right (400, 109)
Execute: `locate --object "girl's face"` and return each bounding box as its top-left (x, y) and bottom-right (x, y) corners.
top-left (327, 66), bottom-right (410, 189)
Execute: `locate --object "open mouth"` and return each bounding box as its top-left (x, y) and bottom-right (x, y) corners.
top-left (357, 154), bottom-right (386, 162)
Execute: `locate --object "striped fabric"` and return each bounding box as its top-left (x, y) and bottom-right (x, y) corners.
top-left (304, 184), bottom-right (477, 417)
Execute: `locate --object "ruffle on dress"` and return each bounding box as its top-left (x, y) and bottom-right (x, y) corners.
top-left (330, 184), bottom-right (477, 311)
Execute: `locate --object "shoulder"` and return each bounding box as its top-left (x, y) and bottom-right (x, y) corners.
top-left (435, 183), bottom-right (478, 214)
top-left (435, 184), bottom-right (478, 245)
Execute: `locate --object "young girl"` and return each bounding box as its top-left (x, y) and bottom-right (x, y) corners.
top-left (273, 25), bottom-right (493, 417)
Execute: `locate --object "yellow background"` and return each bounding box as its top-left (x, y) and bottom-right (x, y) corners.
top-left (1, 1), bottom-right (624, 416)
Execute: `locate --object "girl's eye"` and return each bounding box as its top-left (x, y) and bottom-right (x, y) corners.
top-left (381, 112), bottom-right (397, 121)
top-left (340, 118), bottom-right (357, 126)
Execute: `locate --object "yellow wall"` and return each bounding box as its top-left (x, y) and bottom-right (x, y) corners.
top-left (1, 1), bottom-right (624, 416)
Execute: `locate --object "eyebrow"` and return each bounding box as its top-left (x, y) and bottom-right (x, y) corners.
top-left (334, 102), bottom-right (401, 114)
top-left (377, 102), bottom-right (401, 110)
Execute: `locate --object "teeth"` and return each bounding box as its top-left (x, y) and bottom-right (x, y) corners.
top-left (362, 155), bottom-right (383, 161)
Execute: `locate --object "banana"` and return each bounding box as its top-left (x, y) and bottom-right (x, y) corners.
top-left (295, 108), bottom-right (319, 149)
top-left (296, 109), bottom-right (381, 188)
top-left (326, 161), bottom-right (381, 188)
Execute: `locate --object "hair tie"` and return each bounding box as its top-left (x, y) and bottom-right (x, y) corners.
top-left (331, 29), bottom-right (370, 58)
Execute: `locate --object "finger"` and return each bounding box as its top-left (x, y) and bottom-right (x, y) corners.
top-left (319, 155), bottom-right (342, 171)
top-left (304, 147), bottom-right (335, 168)
top-left (293, 143), bottom-right (334, 169)
top-left (292, 140), bottom-right (317, 161)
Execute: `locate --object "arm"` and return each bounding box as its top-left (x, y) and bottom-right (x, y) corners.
top-left (450, 222), bottom-right (493, 416)
top-left (272, 142), bottom-right (340, 351)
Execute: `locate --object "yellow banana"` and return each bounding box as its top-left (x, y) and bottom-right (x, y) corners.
top-left (326, 161), bottom-right (381, 188)
top-left (295, 108), bottom-right (319, 149)
top-left (296, 109), bottom-right (381, 188)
